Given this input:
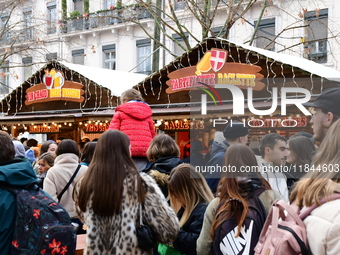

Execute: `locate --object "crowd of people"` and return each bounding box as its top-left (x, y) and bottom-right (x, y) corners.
top-left (1, 87), bottom-right (340, 255)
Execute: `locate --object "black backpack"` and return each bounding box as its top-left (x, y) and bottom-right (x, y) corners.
top-left (213, 188), bottom-right (267, 255)
top-left (0, 182), bottom-right (77, 255)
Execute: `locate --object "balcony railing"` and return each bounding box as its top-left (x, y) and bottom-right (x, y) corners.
top-left (61, 6), bottom-right (152, 34)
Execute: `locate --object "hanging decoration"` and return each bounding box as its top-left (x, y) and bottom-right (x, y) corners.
top-left (25, 68), bottom-right (85, 105)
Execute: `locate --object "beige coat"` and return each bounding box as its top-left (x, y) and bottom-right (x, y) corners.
top-left (196, 189), bottom-right (282, 255)
top-left (43, 153), bottom-right (88, 218)
top-left (303, 196), bottom-right (340, 255)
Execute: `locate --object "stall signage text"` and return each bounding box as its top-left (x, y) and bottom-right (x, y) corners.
top-left (25, 68), bottom-right (85, 105)
top-left (166, 48), bottom-right (265, 94)
top-left (29, 125), bottom-right (60, 133)
top-left (84, 123), bottom-right (109, 133)
top-left (163, 120), bottom-right (204, 130)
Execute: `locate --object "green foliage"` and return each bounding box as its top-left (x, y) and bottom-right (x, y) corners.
top-left (62, 0), bottom-right (67, 19)
top-left (84, 0), bottom-right (89, 14)
top-left (70, 10), bottom-right (81, 18)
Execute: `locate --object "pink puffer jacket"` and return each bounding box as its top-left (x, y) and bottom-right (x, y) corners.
top-left (108, 101), bottom-right (156, 157)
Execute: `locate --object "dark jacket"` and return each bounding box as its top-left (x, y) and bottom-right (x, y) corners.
top-left (143, 156), bottom-right (183, 197)
top-left (0, 158), bottom-right (37, 255)
top-left (205, 140), bottom-right (229, 194)
top-left (173, 202), bottom-right (209, 255)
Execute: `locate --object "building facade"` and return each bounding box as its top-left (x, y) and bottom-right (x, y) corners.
top-left (0, 0), bottom-right (339, 99)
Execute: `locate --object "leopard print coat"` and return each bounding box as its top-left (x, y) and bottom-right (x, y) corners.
top-left (74, 172), bottom-right (179, 255)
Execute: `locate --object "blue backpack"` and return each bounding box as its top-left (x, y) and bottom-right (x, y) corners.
top-left (0, 182), bottom-right (77, 255)
top-left (213, 188), bottom-right (267, 255)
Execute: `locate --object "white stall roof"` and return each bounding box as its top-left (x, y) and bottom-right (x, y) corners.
top-left (226, 39), bottom-right (340, 81)
top-left (60, 62), bottom-right (148, 97)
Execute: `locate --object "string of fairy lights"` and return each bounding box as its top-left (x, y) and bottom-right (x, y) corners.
top-left (0, 112), bottom-right (307, 133)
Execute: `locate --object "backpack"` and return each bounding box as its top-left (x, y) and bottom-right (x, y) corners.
top-left (0, 182), bottom-right (77, 255)
top-left (213, 188), bottom-right (267, 255)
top-left (254, 194), bottom-right (340, 255)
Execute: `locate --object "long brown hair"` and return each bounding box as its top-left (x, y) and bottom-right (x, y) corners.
top-left (168, 164), bottom-right (214, 227)
top-left (210, 144), bottom-right (270, 239)
top-left (74, 130), bottom-right (145, 216)
top-left (290, 119), bottom-right (340, 207)
top-left (287, 136), bottom-right (315, 166)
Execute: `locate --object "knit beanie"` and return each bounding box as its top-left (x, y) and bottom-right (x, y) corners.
top-left (223, 121), bottom-right (249, 139)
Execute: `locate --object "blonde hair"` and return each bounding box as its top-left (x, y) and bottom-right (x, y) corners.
top-left (290, 119), bottom-right (340, 207)
top-left (168, 164), bottom-right (214, 227)
top-left (120, 89), bottom-right (143, 104)
top-left (147, 134), bottom-right (180, 162)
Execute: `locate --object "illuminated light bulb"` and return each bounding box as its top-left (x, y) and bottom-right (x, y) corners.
top-left (34, 126), bottom-right (37, 128)
top-left (85, 123), bottom-right (88, 126)
top-left (64, 122), bottom-right (67, 125)
top-left (165, 121), bottom-right (169, 125)
top-left (58, 125), bottom-right (62, 127)
top-left (79, 122), bottom-right (82, 125)
top-left (24, 127), bottom-right (27, 130)
top-left (13, 126), bottom-right (16, 129)
top-left (88, 121), bottom-right (91, 124)
top-left (100, 123), bottom-right (103, 126)
top-left (31, 123), bottom-right (34, 125)
top-left (296, 114), bottom-right (300, 118)
top-left (184, 119), bottom-right (187, 122)
top-left (69, 123), bottom-right (72, 126)
top-left (175, 120), bottom-right (179, 123)
top-left (48, 126), bottom-right (51, 129)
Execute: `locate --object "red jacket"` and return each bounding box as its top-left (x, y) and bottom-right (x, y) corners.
top-left (108, 101), bottom-right (156, 157)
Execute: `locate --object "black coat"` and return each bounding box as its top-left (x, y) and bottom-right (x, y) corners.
top-left (143, 156), bottom-right (183, 197)
top-left (173, 202), bottom-right (208, 255)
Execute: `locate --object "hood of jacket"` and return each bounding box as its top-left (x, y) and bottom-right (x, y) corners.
top-left (116, 101), bottom-right (152, 120)
top-left (210, 139), bottom-right (229, 157)
top-left (0, 158), bottom-right (37, 186)
top-left (145, 156), bottom-right (182, 175)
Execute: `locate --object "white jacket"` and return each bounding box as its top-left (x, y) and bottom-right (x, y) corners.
top-left (304, 197), bottom-right (340, 255)
top-left (256, 156), bottom-right (289, 202)
top-left (44, 153), bottom-right (88, 218)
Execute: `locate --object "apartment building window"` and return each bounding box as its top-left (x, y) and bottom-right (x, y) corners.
top-left (102, 44), bottom-right (116, 70)
top-left (0, 61), bottom-right (10, 95)
top-left (136, 39), bottom-right (152, 75)
top-left (47, 2), bottom-right (57, 34)
top-left (305, 9), bottom-right (328, 63)
top-left (23, 8), bottom-right (33, 40)
top-left (254, 18), bottom-right (275, 51)
top-left (105, 0), bottom-right (116, 9)
top-left (74, 0), bottom-right (84, 14)
top-left (174, 0), bottom-right (186, 10)
top-left (210, 26), bottom-right (227, 38)
top-left (46, 52), bottom-right (58, 62)
top-left (173, 33), bottom-right (188, 57)
top-left (1, 13), bottom-right (9, 44)
top-left (22, 57), bottom-right (32, 80)
top-left (72, 49), bottom-right (85, 65)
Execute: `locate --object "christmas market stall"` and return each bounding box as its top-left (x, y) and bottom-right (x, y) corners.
top-left (0, 61), bottom-right (147, 142)
top-left (133, 37), bottom-right (340, 157)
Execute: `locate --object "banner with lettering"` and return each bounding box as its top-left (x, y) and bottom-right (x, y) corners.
top-left (25, 68), bottom-right (85, 105)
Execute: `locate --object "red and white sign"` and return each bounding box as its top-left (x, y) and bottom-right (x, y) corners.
top-left (210, 49), bottom-right (227, 72)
